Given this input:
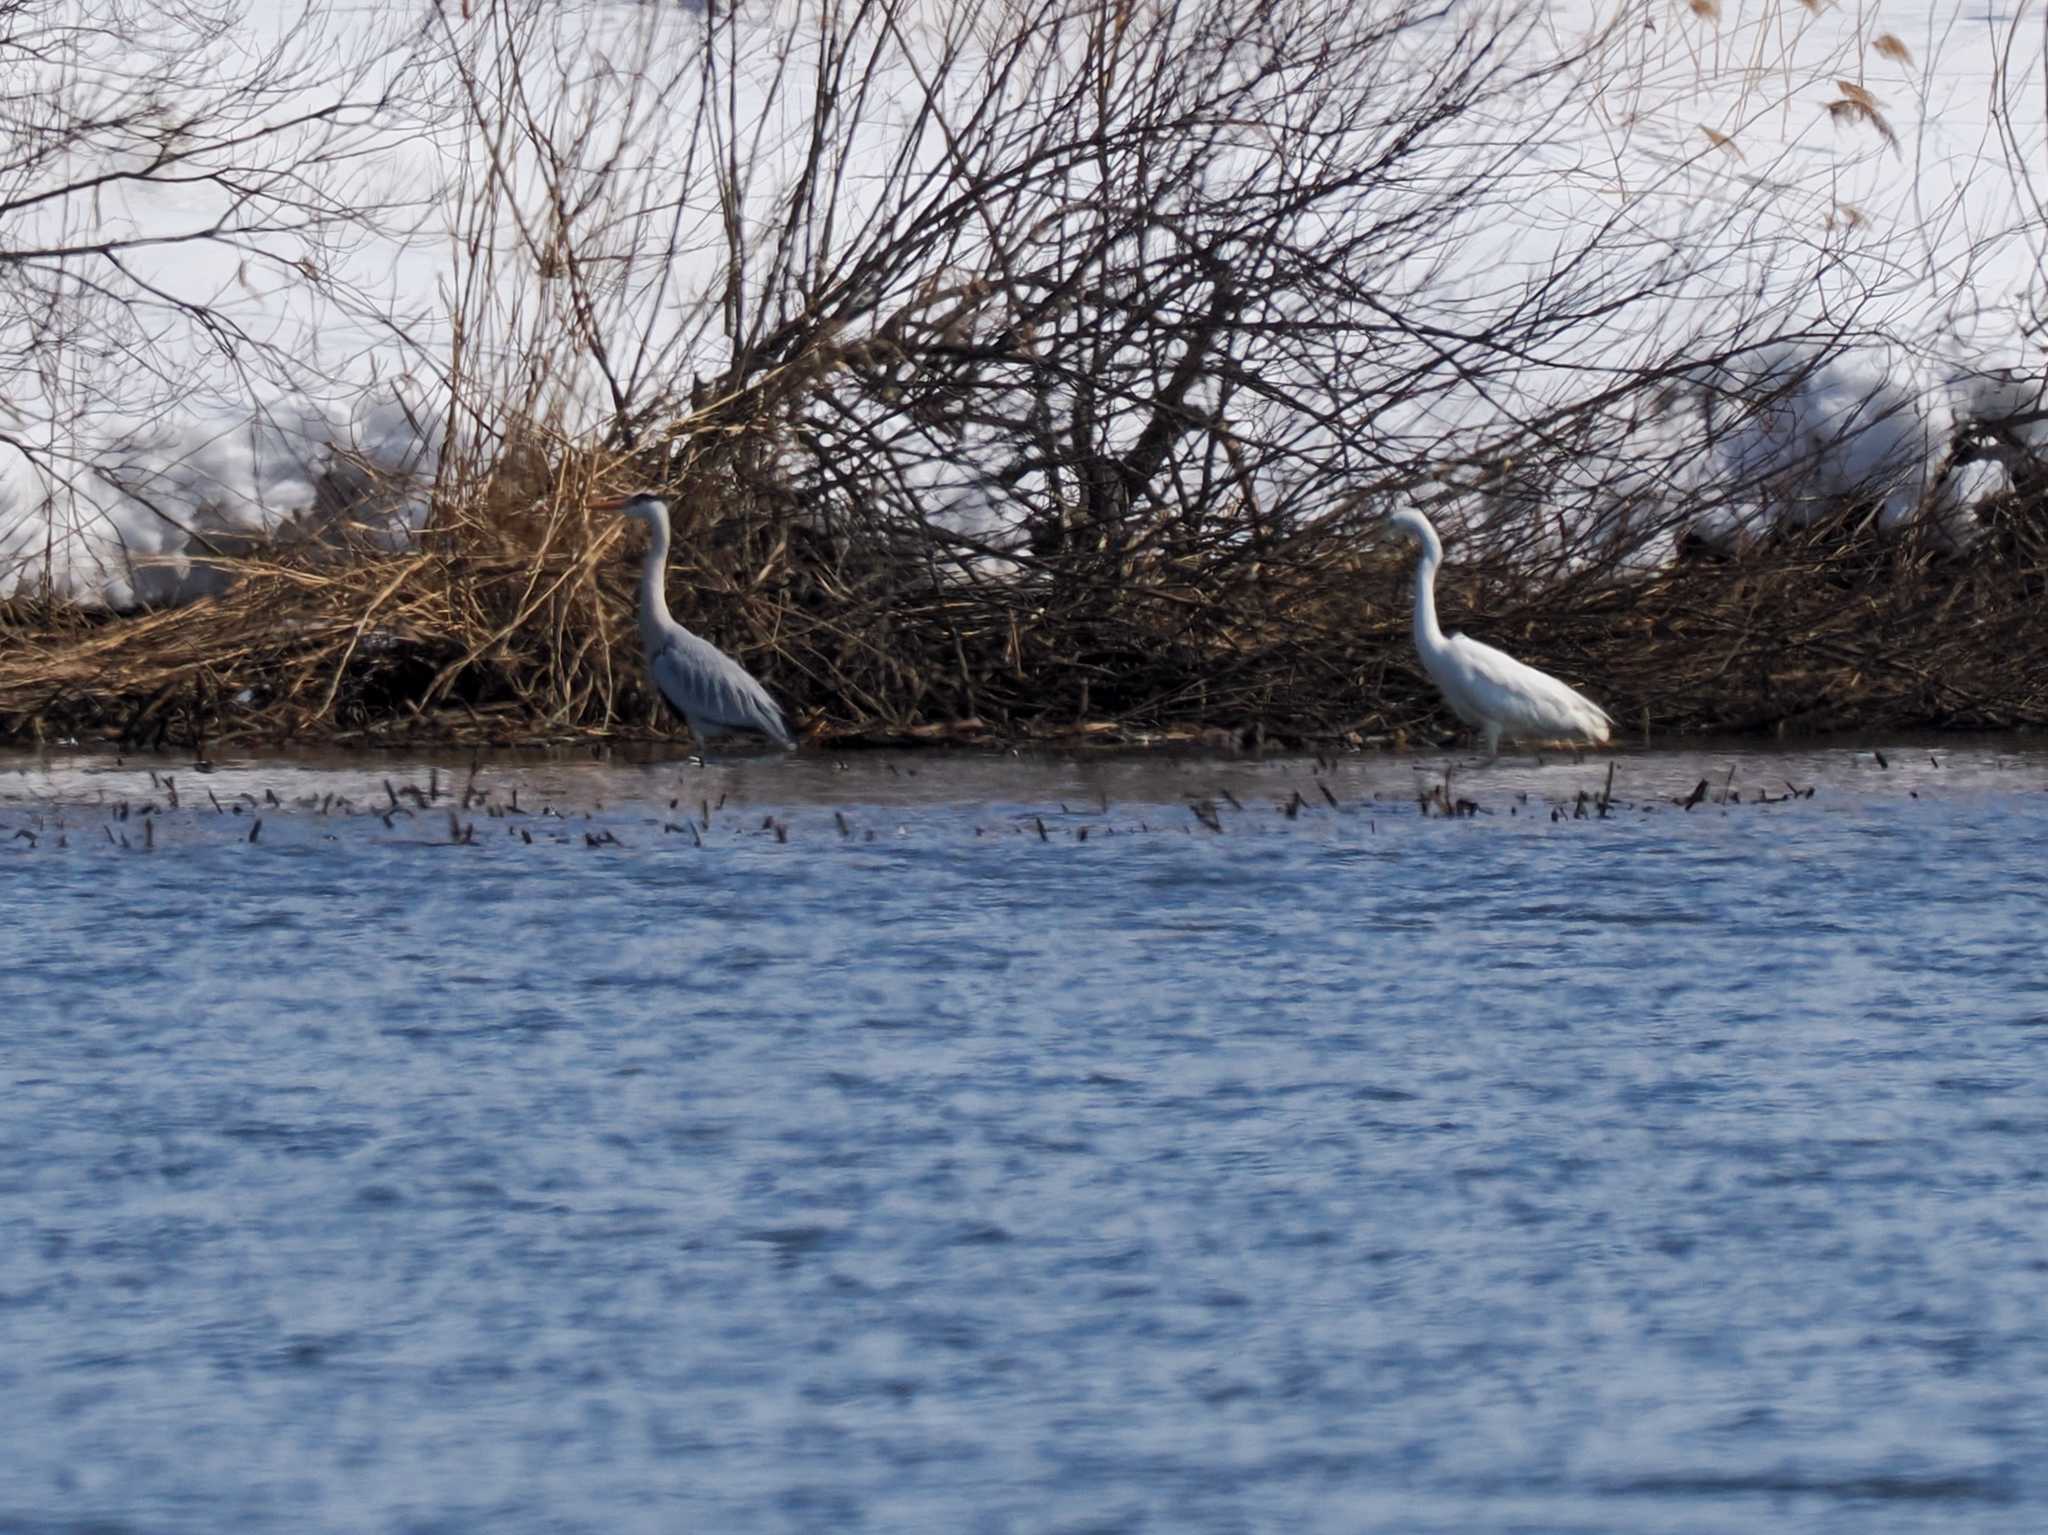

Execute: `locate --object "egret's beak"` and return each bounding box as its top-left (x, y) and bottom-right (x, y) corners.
top-left (587, 495), bottom-right (632, 512)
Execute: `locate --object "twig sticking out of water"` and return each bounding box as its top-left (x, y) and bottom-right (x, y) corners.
top-left (247, 819), bottom-right (262, 844)
top-left (1419, 782), bottom-right (1482, 818)
top-left (1874, 749), bottom-right (1889, 769)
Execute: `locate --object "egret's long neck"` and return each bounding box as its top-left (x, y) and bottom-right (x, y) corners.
top-left (637, 509), bottom-right (675, 647)
top-left (1410, 528), bottom-right (1448, 656)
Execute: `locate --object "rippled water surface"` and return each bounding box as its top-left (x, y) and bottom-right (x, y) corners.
top-left (4, 741), bottom-right (2047, 1533)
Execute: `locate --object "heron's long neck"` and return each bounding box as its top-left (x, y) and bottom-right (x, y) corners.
top-left (638, 511), bottom-right (676, 647)
top-left (1411, 533), bottom-right (1448, 655)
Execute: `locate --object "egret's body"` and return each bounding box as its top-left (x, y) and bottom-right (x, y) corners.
top-left (1389, 506), bottom-right (1611, 757)
top-left (594, 493), bottom-right (795, 749)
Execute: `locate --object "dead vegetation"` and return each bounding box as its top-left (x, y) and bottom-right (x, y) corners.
top-left (4, 0), bottom-right (2045, 754)
top-left (2, 441), bottom-right (2044, 753)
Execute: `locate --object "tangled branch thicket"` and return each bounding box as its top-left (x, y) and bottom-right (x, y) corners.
top-left (5, 438), bottom-right (2046, 750)
top-left (1, 0), bottom-right (2046, 749)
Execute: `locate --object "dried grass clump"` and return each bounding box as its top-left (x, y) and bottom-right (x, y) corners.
top-left (1701, 126), bottom-right (1744, 160)
top-left (1824, 80), bottom-right (1901, 156)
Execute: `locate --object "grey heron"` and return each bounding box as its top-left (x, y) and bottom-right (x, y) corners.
top-left (592, 492), bottom-right (796, 749)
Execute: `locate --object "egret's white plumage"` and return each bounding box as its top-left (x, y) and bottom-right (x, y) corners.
top-left (1389, 505), bottom-right (1611, 757)
top-left (593, 493), bottom-right (795, 749)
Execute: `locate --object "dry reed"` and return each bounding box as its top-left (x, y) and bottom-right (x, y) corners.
top-left (2, 440), bottom-right (2045, 752)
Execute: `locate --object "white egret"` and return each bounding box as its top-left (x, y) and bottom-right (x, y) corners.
top-left (1388, 505), bottom-right (1611, 757)
top-left (592, 493), bottom-right (796, 749)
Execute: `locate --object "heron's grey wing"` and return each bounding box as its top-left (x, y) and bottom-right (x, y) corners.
top-left (650, 628), bottom-right (793, 745)
top-left (1443, 632), bottom-right (1612, 741)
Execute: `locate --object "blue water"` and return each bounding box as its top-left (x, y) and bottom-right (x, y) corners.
top-left (3, 747), bottom-right (2047, 1532)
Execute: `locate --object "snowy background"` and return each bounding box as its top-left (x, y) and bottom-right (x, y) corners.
top-left (1, 0), bottom-right (2042, 606)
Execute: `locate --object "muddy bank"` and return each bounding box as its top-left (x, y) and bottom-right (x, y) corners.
top-left (5, 737), bottom-right (2045, 840)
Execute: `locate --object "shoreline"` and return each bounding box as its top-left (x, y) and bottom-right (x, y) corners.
top-left (4, 716), bottom-right (2044, 760)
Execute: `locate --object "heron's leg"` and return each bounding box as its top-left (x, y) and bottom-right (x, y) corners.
top-left (1483, 722), bottom-right (1501, 758)
top-left (683, 715), bottom-right (715, 764)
